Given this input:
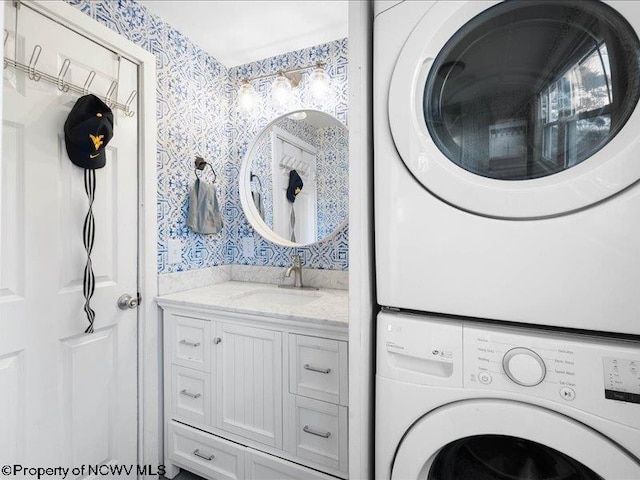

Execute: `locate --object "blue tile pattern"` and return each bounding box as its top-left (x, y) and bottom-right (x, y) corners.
top-left (229, 39), bottom-right (349, 270)
top-left (69, 0), bottom-right (230, 274)
top-left (68, 0), bottom-right (348, 273)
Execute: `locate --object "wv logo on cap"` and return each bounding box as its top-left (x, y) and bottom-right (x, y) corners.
top-left (89, 134), bottom-right (104, 150)
top-left (89, 134), bottom-right (104, 158)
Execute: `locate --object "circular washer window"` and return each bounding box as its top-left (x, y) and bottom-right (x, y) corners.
top-left (428, 435), bottom-right (603, 480)
top-left (423, 0), bottom-right (640, 181)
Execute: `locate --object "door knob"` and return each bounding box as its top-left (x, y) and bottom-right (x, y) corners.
top-left (117, 294), bottom-right (139, 310)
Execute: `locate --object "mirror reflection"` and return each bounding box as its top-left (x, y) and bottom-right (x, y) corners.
top-left (241, 110), bottom-right (348, 246)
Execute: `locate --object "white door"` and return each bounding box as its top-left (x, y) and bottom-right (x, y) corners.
top-left (216, 323), bottom-right (283, 449)
top-left (392, 400), bottom-right (640, 479)
top-left (1, 3), bottom-right (138, 474)
top-left (272, 127), bottom-right (317, 244)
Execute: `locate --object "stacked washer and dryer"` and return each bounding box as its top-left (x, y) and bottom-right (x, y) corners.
top-left (373, 1), bottom-right (640, 478)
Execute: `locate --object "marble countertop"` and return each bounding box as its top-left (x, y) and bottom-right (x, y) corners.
top-left (156, 281), bottom-right (348, 327)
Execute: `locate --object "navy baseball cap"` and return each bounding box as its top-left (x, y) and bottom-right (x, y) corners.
top-left (64, 94), bottom-right (113, 169)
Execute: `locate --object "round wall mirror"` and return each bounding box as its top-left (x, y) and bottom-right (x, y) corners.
top-left (239, 110), bottom-right (349, 247)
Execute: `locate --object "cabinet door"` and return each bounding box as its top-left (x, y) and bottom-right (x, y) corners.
top-left (247, 449), bottom-right (336, 480)
top-left (216, 323), bottom-right (282, 448)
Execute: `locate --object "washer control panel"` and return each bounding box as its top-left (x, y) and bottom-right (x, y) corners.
top-left (463, 323), bottom-right (640, 420)
top-left (603, 357), bottom-right (640, 404)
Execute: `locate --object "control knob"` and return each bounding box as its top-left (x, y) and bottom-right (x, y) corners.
top-left (502, 347), bottom-right (546, 387)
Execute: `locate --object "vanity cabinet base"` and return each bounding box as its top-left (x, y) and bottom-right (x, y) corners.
top-left (161, 307), bottom-right (349, 480)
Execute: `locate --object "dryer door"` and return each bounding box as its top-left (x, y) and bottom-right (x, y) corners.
top-left (391, 400), bottom-right (640, 479)
top-left (389, 0), bottom-right (640, 219)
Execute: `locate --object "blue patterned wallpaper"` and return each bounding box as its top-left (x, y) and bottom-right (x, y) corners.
top-left (68, 0), bottom-right (348, 273)
top-left (228, 39), bottom-right (349, 270)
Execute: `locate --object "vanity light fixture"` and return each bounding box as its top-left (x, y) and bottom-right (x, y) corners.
top-left (238, 80), bottom-right (260, 115)
top-left (271, 72), bottom-right (293, 109)
top-left (237, 63), bottom-right (329, 114)
top-left (308, 65), bottom-right (331, 101)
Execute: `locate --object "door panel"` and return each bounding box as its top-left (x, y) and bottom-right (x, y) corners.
top-left (1, 3), bottom-right (138, 471)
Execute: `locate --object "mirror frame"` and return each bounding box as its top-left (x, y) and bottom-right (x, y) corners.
top-left (239, 109), bottom-right (349, 247)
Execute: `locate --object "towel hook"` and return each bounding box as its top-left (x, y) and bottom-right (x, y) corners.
top-left (105, 80), bottom-right (118, 108)
top-left (82, 70), bottom-right (95, 95)
top-left (124, 89), bottom-right (137, 117)
top-left (194, 156), bottom-right (217, 183)
top-left (250, 172), bottom-right (263, 190)
top-left (27, 44), bottom-right (41, 81)
top-left (56, 58), bottom-right (71, 92)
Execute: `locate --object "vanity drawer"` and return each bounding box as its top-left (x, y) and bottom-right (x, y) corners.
top-left (247, 449), bottom-right (338, 480)
top-left (169, 314), bottom-right (211, 372)
top-left (290, 396), bottom-right (348, 474)
top-left (171, 365), bottom-right (211, 426)
top-left (289, 334), bottom-right (348, 405)
top-left (168, 421), bottom-right (245, 480)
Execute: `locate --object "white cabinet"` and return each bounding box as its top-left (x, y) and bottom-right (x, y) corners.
top-left (217, 323), bottom-right (282, 448)
top-left (161, 308), bottom-right (348, 480)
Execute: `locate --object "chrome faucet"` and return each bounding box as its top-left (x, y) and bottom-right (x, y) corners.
top-left (284, 254), bottom-right (304, 288)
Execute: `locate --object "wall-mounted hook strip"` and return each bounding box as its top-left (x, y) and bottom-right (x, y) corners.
top-left (82, 70), bottom-right (95, 95)
top-left (56, 58), bottom-right (70, 92)
top-left (27, 44), bottom-right (41, 81)
top-left (124, 89), bottom-right (137, 117)
top-left (105, 80), bottom-right (118, 107)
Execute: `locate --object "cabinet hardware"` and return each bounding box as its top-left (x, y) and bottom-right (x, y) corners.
top-left (180, 389), bottom-right (201, 399)
top-left (179, 339), bottom-right (200, 347)
top-left (214, 337), bottom-right (222, 344)
top-left (304, 364), bottom-right (331, 374)
top-left (193, 449), bottom-right (214, 461)
top-left (303, 425), bottom-right (331, 438)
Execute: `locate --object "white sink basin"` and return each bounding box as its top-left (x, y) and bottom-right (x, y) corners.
top-left (230, 288), bottom-right (321, 306)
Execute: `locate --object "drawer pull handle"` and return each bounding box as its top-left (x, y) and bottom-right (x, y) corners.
top-left (303, 425), bottom-right (332, 438)
top-left (180, 340), bottom-right (201, 347)
top-left (193, 449), bottom-right (214, 461)
top-left (180, 389), bottom-right (201, 399)
top-left (304, 364), bottom-right (331, 374)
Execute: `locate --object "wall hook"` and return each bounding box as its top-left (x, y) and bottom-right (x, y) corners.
top-left (124, 90), bottom-right (137, 117)
top-left (27, 44), bottom-right (41, 81)
top-left (82, 70), bottom-right (95, 95)
top-left (105, 80), bottom-right (118, 108)
top-left (3, 30), bottom-right (9, 70)
top-left (56, 58), bottom-right (70, 92)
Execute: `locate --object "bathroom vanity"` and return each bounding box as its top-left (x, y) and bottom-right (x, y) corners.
top-left (157, 281), bottom-right (349, 480)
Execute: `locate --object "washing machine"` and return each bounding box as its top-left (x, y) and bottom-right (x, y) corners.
top-left (375, 311), bottom-right (640, 479)
top-left (374, 0), bottom-right (640, 335)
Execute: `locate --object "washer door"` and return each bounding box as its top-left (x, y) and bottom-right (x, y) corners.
top-left (391, 400), bottom-right (640, 480)
top-left (389, 0), bottom-right (640, 218)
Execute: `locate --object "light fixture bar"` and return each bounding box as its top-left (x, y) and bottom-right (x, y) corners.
top-left (241, 62), bottom-right (326, 84)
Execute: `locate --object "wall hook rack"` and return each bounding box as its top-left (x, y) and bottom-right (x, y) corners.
top-left (2, 34), bottom-right (137, 116)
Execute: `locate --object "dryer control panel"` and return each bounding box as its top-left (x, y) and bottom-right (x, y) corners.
top-left (464, 323), bottom-right (640, 426)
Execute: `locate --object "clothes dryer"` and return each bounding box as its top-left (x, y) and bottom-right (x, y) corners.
top-left (376, 311), bottom-right (640, 479)
top-left (374, 0), bottom-right (640, 334)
